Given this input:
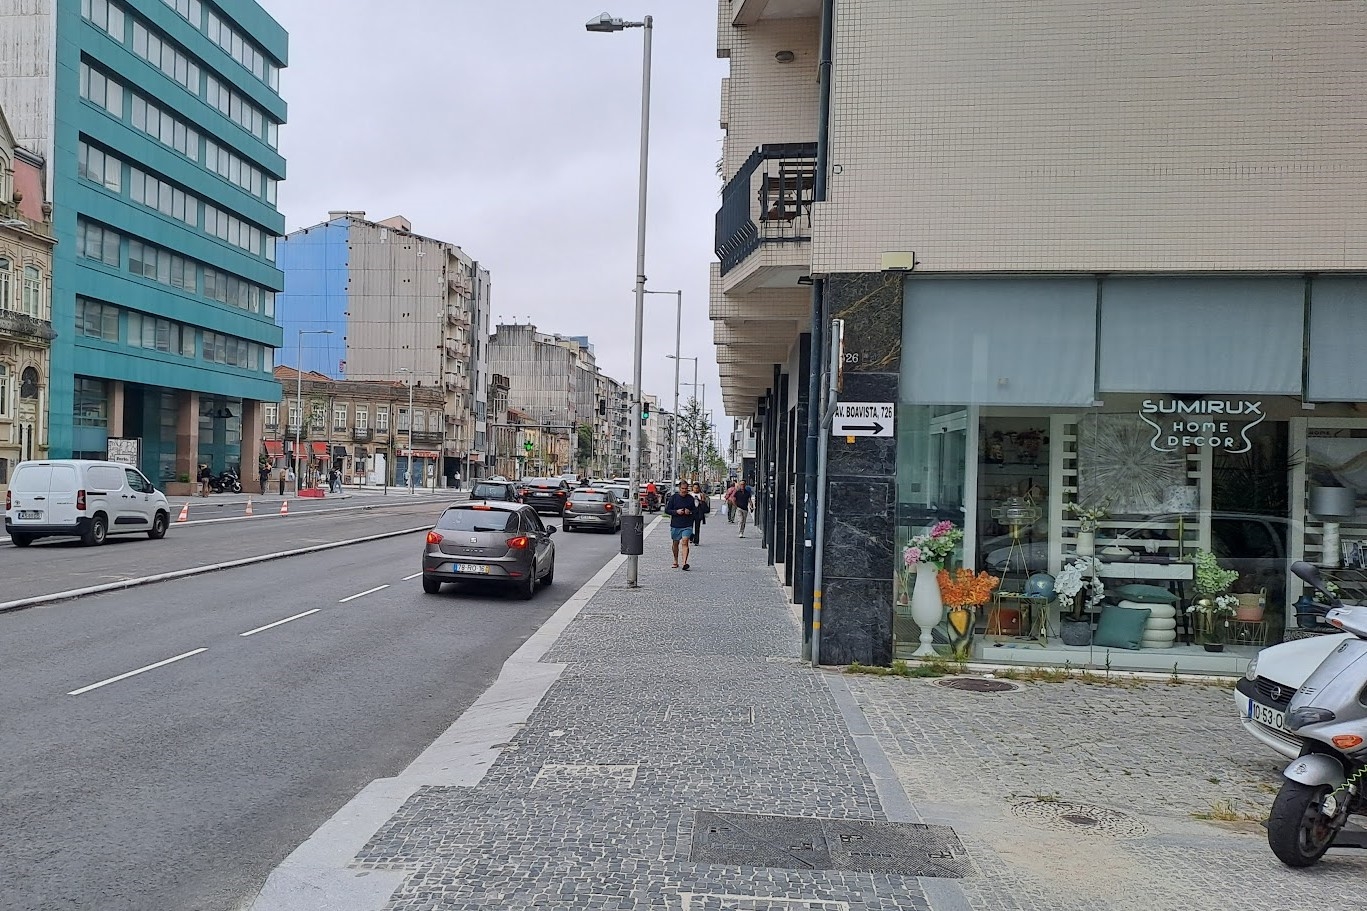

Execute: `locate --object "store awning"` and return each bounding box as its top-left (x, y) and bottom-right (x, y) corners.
top-left (311, 442), bottom-right (328, 456)
top-left (263, 440), bottom-right (284, 456)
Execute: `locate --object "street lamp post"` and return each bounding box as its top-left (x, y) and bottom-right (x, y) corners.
top-left (398, 367), bottom-right (415, 493)
top-left (295, 329), bottom-right (334, 494)
top-left (648, 289), bottom-right (682, 481)
top-left (669, 353), bottom-right (698, 480)
top-left (588, 11), bottom-right (652, 587)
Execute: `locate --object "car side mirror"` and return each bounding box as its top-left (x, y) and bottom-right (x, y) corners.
top-left (546, 526), bottom-right (557, 535)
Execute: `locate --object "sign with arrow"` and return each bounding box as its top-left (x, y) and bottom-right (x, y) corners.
top-left (832, 402), bottom-right (895, 437)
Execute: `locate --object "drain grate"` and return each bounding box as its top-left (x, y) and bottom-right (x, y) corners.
top-left (1010, 799), bottom-right (1150, 838)
top-left (531, 763), bottom-right (639, 789)
top-left (665, 705), bottom-right (755, 725)
top-left (934, 676), bottom-right (1021, 694)
top-left (679, 895), bottom-right (850, 911)
top-left (689, 811), bottom-right (970, 878)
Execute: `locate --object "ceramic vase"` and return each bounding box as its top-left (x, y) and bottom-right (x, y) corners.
top-left (1076, 530), bottom-right (1095, 557)
top-left (910, 562), bottom-right (944, 657)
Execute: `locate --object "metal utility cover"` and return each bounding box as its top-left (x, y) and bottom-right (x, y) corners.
top-left (690, 811), bottom-right (970, 878)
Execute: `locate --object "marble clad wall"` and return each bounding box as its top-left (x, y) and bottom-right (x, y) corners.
top-left (819, 273), bottom-right (902, 665)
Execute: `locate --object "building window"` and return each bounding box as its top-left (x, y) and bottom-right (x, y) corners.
top-left (310, 402), bottom-right (325, 431)
top-left (430, 411), bottom-right (442, 432)
top-left (376, 406), bottom-right (389, 433)
top-left (413, 411), bottom-right (426, 432)
top-left (77, 219), bottom-right (121, 267)
top-left (0, 258), bottom-right (9, 310)
top-left (0, 365), bottom-right (7, 417)
top-left (333, 406), bottom-right (347, 431)
top-left (74, 377), bottom-right (108, 427)
top-left (131, 21), bottom-right (200, 96)
top-left (287, 402), bottom-right (299, 431)
top-left (77, 141), bottom-right (122, 192)
top-left (356, 409), bottom-right (368, 431)
top-left (76, 297), bottom-right (120, 341)
top-left (81, 0), bottom-right (125, 39)
top-left (131, 95), bottom-right (200, 162)
top-left (264, 402), bottom-right (278, 428)
top-left (129, 167), bottom-right (192, 226)
top-left (78, 62), bottom-right (123, 117)
top-left (397, 408), bottom-right (409, 432)
top-left (22, 267), bottom-right (41, 317)
top-left (201, 330), bottom-right (252, 368)
top-left (127, 310), bottom-right (190, 355)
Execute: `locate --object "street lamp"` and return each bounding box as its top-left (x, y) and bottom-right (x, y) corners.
top-left (398, 367), bottom-right (415, 494)
top-left (587, 10), bottom-right (653, 588)
top-left (648, 289), bottom-right (682, 480)
top-left (668, 353), bottom-right (697, 482)
top-left (295, 329), bottom-right (333, 494)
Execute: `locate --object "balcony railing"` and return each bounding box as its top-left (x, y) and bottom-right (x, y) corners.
top-left (409, 430), bottom-right (444, 446)
top-left (715, 142), bottom-right (817, 277)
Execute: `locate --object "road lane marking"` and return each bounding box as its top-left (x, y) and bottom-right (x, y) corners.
top-left (240, 608), bottom-right (321, 637)
top-left (339, 584), bottom-right (389, 603)
top-left (68, 648), bottom-right (208, 696)
top-left (402, 572), bottom-right (422, 581)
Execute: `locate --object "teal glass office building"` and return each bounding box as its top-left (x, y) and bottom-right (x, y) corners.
top-left (0, 0), bottom-right (285, 488)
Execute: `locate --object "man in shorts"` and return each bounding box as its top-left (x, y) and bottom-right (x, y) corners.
top-left (665, 480), bottom-right (697, 570)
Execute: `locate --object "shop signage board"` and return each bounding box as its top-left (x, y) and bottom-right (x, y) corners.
top-left (1138, 398), bottom-right (1265, 454)
top-left (832, 402), bottom-right (895, 437)
top-left (106, 438), bottom-right (139, 466)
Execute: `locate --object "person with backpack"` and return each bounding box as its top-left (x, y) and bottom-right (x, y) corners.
top-left (733, 480), bottom-right (754, 538)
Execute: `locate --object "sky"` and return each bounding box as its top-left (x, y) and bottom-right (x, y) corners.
top-left (263, 0), bottom-right (729, 424)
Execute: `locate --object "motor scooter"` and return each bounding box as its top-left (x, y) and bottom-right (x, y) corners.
top-left (1267, 561), bottom-right (1367, 866)
top-left (208, 468), bottom-right (242, 494)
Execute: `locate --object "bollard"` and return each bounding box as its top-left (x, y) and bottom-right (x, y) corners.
top-left (620, 515), bottom-right (644, 556)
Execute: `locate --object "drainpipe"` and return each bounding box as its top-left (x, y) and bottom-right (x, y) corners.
top-left (801, 0), bottom-right (836, 661)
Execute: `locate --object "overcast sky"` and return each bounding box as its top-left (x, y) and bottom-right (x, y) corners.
top-left (264, 0), bottom-right (728, 422)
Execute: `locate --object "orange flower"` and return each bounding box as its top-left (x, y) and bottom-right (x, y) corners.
top-left (937, 567), bottom-right (1001, 608)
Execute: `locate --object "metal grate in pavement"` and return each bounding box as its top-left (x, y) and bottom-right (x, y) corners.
top-left (665, 704), bottom-right (756, 724)
top-left (934, 676), bottom-right (1021, 694)
top-left (531, 763), bottom-right (639, 790)
top-left (1010, 799), bottom-right (1150, 838)
top-left (678, 894), bottom-right (851, 911)
top-left (689, 811), bottom-right (971, 878)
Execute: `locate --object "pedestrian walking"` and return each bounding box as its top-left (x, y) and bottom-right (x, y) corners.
top-left (733, 479), bottom-right (754, 538)
top-left (724, 480), bottom-right (737, 523)
top-left (197, 463), bottom-right (212, 498)
top-left (454, 470), bottom-right (462, 492)
top-left (692, 485), bottom-right (710, 545)
top-left (258, 463), bottom-right (270, 493)
top-left (277, 467), bottom-right (286, 496)
top-left (285, 466), bottom-right (296, 495)
top-left (329, 467), bottom-right (341, 493)
top-left (665, 480), bottom-right (696, 570)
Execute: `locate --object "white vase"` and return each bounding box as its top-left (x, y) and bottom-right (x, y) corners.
top-left (1076, 530), bottom-right (1095, 557)
top-left (910, 562), bottom-right (944, 657)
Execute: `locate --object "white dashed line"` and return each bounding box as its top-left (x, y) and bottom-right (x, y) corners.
top-left (68, 648), bottom-right (208, 696)
top-left (339, 584), bottom-right (389, 603)
top-left (239, 608), bottom-right (321, 638)
top-left (402, 572), bottom-right (423, 581)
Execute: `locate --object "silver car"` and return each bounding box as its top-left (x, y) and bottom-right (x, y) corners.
top-left (421, 502), bottom-right (556, 599)
top-left (562, 488), bottom-right (622, 534)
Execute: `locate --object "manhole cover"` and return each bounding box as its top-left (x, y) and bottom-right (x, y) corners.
top-left (934, 676), bottom-right (1021, 694)
top-left (689, 811), bottom-right (971, 878)
top-left (1010, 800), bottom-right (1149, 838)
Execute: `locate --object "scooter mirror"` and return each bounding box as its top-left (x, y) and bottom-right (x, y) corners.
top-left (1291, 560), bottom-right (1341, 606)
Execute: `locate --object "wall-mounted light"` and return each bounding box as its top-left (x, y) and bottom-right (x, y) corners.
top-left (797, 275), bottom-right (814, 286)
top-left (775, 50), bottom-right (796, 63)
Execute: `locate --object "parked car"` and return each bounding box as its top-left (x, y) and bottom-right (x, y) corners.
top-left (5, 459), bottom-right (171, 547)
top-left (420, 502), bottom-right (556, 599)
top-left (518, 477), bottom-right (571, 515)
top-left (1234, 632), bottom-right (1351, 759)
top-left (470, 480), bottom-right (521, 503)
top-left (605, 484), bottom-right (631, 505)
top-left (563, 488), bottom-right (622, 533)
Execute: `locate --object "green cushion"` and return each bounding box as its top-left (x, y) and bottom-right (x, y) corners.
top-left (1113, 583), bottom-right (1178, 604)
top-left (1094, 605), bottom-right (1152, 650)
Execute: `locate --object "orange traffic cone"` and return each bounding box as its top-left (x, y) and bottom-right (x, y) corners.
top-left (245, 498), bottom-right (254, 517)
top-left (177, 502), bottom-right (189, 523)
top-left (279, 500), bottom-right (289, 517)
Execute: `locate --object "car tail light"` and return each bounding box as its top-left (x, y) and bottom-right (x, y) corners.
top-left (4, 491), bottom-right (8, 510)
top-left (1333, 734), bottom-right (1365, 750)
top-left (604, 503), bottom-right (614, 511)
top-left (557, 489), bottom-right (567, 498)
top-left (77, 490), bottom-right (86, 511)
top-left (426, 530), bottom-right (444, 545)
top-left (506, 535), bottom-right (530, 549)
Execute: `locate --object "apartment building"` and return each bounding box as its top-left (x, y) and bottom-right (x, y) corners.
top-left (0, 0), bottom-right (286, 491)
top-left (487, 323), bottom-right (579, 475)
top-left (0, 106), bottom-right (55, 489)
top-left (275, 212), bottom-right (491, 484)
top-left (715, 0), bottom-right (1367, 672)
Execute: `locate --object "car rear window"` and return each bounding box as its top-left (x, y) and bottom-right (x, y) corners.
top-left (436, 508), bottom-right (520, 532)
top-left (571, 491), bottom-right (608, 503)
top-left (472, 483), bottom-right (509, 498)
top-left (526, 478), bottom-right (559, 486)
top-left (10, 465), bottom-right (52, 493)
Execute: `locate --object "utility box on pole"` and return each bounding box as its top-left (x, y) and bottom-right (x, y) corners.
top-left (620, 514), bottom-right (644, 555)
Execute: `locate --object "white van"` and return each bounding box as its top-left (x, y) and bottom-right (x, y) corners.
top-left (5, 459), bottom-right (171, 547)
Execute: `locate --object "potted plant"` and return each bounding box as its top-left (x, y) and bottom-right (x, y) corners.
top-left (1066, 502), bottom-right (1108, 557)
top-left (936, 567), bottom-right (1000, 659)
top-left (1186, 550), bottom-right (1239, 651)
top-left (1055, 556), bottom-right (1105, 646)
top-left (901, 521), bottom-right (965, 657)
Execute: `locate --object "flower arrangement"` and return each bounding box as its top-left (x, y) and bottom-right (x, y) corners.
top-left (1187, 594), bottom-right (1238, 618)
top-left (1055, 556), bottom-right (1105, 619)
top-left (1187, 550), bottom-right (1239, 598)
top-left (936, 568), bottom-right (1000, 608)
top-left (902, 520), bottom-right (963, 569)
top-left (1313, 580), bottom-right (1341, 606)
top-left (1066, 501), bottom-right (1109, 533)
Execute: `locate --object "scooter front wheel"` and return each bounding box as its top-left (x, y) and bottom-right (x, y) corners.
top-left (1268, 780), bottom-right (1345, 867)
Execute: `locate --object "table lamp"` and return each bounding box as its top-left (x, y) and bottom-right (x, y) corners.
top-left (1310, 486), bottom-right (1357, 567)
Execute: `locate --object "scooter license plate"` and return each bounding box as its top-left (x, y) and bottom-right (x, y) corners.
top-left (1250, 700), bottom-right (1286, 731)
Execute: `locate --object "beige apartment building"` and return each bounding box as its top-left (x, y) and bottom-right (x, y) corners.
top-left (0, 105), bottom-right (54, 491)
top-left (716, 1), bottom-right (1367, 673)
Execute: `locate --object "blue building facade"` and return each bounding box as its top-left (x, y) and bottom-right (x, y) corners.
top-left (274, 217), bottom-right (347, 378)
top-left (3, 0), bottom-right (287, 490)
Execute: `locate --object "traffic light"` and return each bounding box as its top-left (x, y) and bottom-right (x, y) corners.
top-left (641, 401), bottom-right (651, 420)
top-left (598, 398), bottom-right (607, 416)
top-left (523, 440), bottom-right (534, 452)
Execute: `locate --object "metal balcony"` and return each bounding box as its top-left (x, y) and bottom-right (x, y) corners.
top-left (715, 142), bottom-right (817, 277)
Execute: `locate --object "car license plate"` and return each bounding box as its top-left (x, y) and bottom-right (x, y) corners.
top-left (453, 563), bottom-right (490, 575)
top-left (1248, 698), bottom-right (1286, 731)
top-left (18, 510), bottom-right (41, 520)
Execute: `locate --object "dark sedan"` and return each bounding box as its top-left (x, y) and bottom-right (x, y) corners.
top-left (421, 502), bottom-right (556, 600)
top-left (518, 477), bottom-right (571, 515)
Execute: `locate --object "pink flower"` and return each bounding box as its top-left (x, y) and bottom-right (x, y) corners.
top-left (903, 545), bottom-right (923, 566)
top-left (930, 520), bottom-right (955, 538)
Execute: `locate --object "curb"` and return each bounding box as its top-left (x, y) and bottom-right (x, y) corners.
top-left (0, 524), bottom-right (433, 614)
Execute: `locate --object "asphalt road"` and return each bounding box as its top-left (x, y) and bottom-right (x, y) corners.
top-left (0, 515), bottom-right (623, 911)
top-left (0, 496), bottom-right (469, 604)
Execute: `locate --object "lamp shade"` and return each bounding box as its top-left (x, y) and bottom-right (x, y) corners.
top-left (1310, 486), bottom-right (1357, 519)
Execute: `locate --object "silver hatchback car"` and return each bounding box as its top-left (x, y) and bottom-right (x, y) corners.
top-left (421, 502), bottom-right (556, 599)
top-left (562, 488), bottom-right (622, 533)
